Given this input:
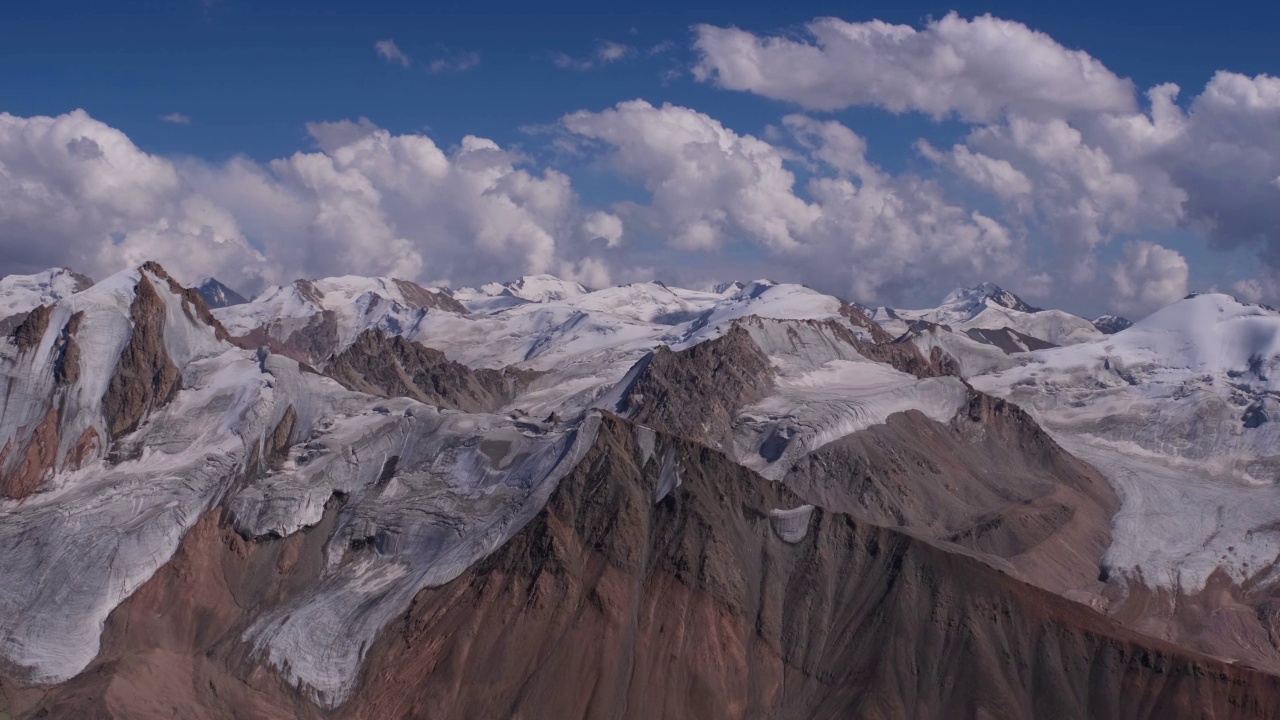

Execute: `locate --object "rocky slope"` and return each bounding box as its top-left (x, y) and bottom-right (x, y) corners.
top-left (13, 416), bottom-right (1280, 720)
top-left (4, 264), bottom-right (1280, 718)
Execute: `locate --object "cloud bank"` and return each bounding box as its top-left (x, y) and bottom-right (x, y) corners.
top-left (693, 13), bottom-right (1280, 312)
top-left (3, 14), bottom-right (1280, 316)
top-left (0, 110), bottom-right (617, 293)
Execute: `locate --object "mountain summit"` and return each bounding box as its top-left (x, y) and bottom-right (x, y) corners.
top-left (1091, 314), bottom-right (1133, 334)
top-left (939, 282), bottom-right (1041, 321)
top-left (194, 277), bottom-right (248, 309)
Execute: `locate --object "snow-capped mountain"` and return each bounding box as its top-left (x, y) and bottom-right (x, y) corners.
top-left (194, 277), bottom-right (247, 309)
top-left (0, 267), bottom-right (94, 322)
top-left (970, 294), bottom-right (1280, 665)
top-left (878, 281), bottom-right (1103, 347)
top-left (1091, 314), bottom-right (1133, 334)
top-left (5, 263), bottom-right (1280, 718)
top-left (451, 274), bottom-right (588, 312)
top-left (213, 275), bottom-right (466, 364)
top-left (941, 281), bottom-right (1043, 318)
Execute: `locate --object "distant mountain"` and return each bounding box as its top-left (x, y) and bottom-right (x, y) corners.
top-left (194, 277), bottom-right (248, 309)
top-left (0, 266), bottom-right (93, 318)
top-left (942, 281), bottom-right (1042, 317)
top-left (1092, 314), bottom-right (1133, 334)
top-left (879, 282), bottom-right (1101, 347)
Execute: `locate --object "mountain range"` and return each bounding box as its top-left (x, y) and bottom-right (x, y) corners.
top-left (1, 263), bottom-right (1278, 719)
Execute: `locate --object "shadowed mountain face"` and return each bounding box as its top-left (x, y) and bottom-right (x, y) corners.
top-left (6, 263), bottom-right (1280, 719)
top-left (325, 330), bottom-right (538, 414)
top-left (15, 417), bottom-right (1280, 720)
top-left (195, 278), bottom-right (249, 309)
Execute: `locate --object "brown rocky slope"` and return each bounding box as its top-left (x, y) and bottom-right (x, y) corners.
top-left (10, 416), bottom-right (1280, 719)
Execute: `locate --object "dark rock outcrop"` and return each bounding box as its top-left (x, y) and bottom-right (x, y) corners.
top-left (195, 278), bottom-right (249, 309)
top-left (281, 310), bottom-right (340, 367)
top-left (964, 326), bottom-right (1057, 353)
top-left (783, 389), bottom-right (1119, 595)
top-left (326, 331), bottom-right (537, 413)
top-left (8, 304), bottom-right (53, 353)
top-left (0, 407), bottom-right (59, 500)
top-left (392, 278), bottom-right (469, 315)
top-left (101, 274), bottom-right (182, 440)
top-left (1093, 315), bottom-right (1134, 334)
top-left (619, 325), bottom-right (774, 450)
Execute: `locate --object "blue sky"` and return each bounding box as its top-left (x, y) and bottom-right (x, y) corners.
top-left (3, 0), bottom-right (1280, 316)
top-left (7, 0), bottom-right (1276, 161)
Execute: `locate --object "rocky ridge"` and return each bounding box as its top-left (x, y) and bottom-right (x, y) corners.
top-left (2, 265), bottom-right (1280, 718)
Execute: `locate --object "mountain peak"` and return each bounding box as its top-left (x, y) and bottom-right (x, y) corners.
top-left (0, 266), bottom-right (95, 320)
top-left (1092, 314), bottom-right (1133, 334)
top-left (195, 277), bottom-right (248, 309)
top-left (941, 282), bottom-right (1040, 317)
top-left (502, 274), bottom-right (588, 303)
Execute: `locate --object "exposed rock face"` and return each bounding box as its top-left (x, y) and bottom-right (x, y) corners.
top-left (195, 277), bottom-right (248, 309)
top-left (11, 416), bottom-right (1280, 720)
top-left (7, 505), bottom-right (342, 720)
top-left (281, 310), bottom-right (339, 366)
top-left (141, 262), bottom-right (233, 343)
top-left (855, 333), bottom-right (961, 378)
top-left (101, 275), bottom-right (182, 440)
top-left (1093, 314), bottom-right (1134, 334)
top-left (0, 408), bottom-right (59, 499)
top-left (964, 326), bottom-right (1057, 353)
top-left (341, 417), bottom-right (1280, 720)
top-left (784, 390), bottom-right (1119, 596)
top-left (8, 304), bottom-right (53, 354)
top-left (52, 311), bottom-right (83, 386)
top-left (392, 277), bottom-right (469, 315)
top-left (619, 325), bottom-right (774, 449)
top-left (0, 309), bottom-right (85, 497)
top-left (326, 331), bottom-right (537, 413)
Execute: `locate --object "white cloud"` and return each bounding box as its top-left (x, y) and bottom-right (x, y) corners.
top-left (428, 52), bottom-right (480, 74)
top-left (582, 211), bottom-right (624, 247)
top-left (160, 112), bottom-right (191, 125)
top-left (693, 14), bottom-right (1280, 308)
top-left (562, 100), bottom-right (819, 252)
top-left (374, 39), bottom-right (411, 67)
top-left (596, 41), bottom-right (632, 63)
top-left (693, 13), bottom-right (1136, 121)
top-left (561, 101), bottom-right (1020, 303)
top-left (0, 110), bottom-right (266, 288)
top-left (0, 110), bottom-right (616, 292)
top-left (1110, 240), bottom-right (1189, 315)
top-left (552, 40), bottom-right (634, 71)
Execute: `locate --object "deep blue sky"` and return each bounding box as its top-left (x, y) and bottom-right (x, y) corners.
top-left (2, 0), bottom-right (1278, 311)
top-left (4, 0), bottom-right (1275, 163)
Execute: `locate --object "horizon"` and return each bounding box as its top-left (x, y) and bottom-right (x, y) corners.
top-left (14, 258), bottom-right (1262, 323)
top-left (4, 1), bottom-right (1280, 320)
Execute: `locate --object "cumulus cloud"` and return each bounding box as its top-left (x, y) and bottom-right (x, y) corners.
top-left (374, 39), bottom-right (411, 67)
top-left (427, 52), bottom-right (480, 74)
top-left (0, 110), bottom-right (266, 287)
top-left (560, 101), bottom-right (1019, 302)
top-left (693, 13), bottom-right (1136, 121)
top-left (582, 211), bottom-right (624, 247)
top-left (160, 112), bottom-right (191, 125)
top-left (9, 13), bottom-right (1280, 315)
top-left (688, 14), bottom-right (1280, 308)
top-left (552, 40), bottom-right (635, 70)
top-left (1109, 241), bottom-right (1189, 315)
top-left (0, 109), bottom-right (615, 292)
